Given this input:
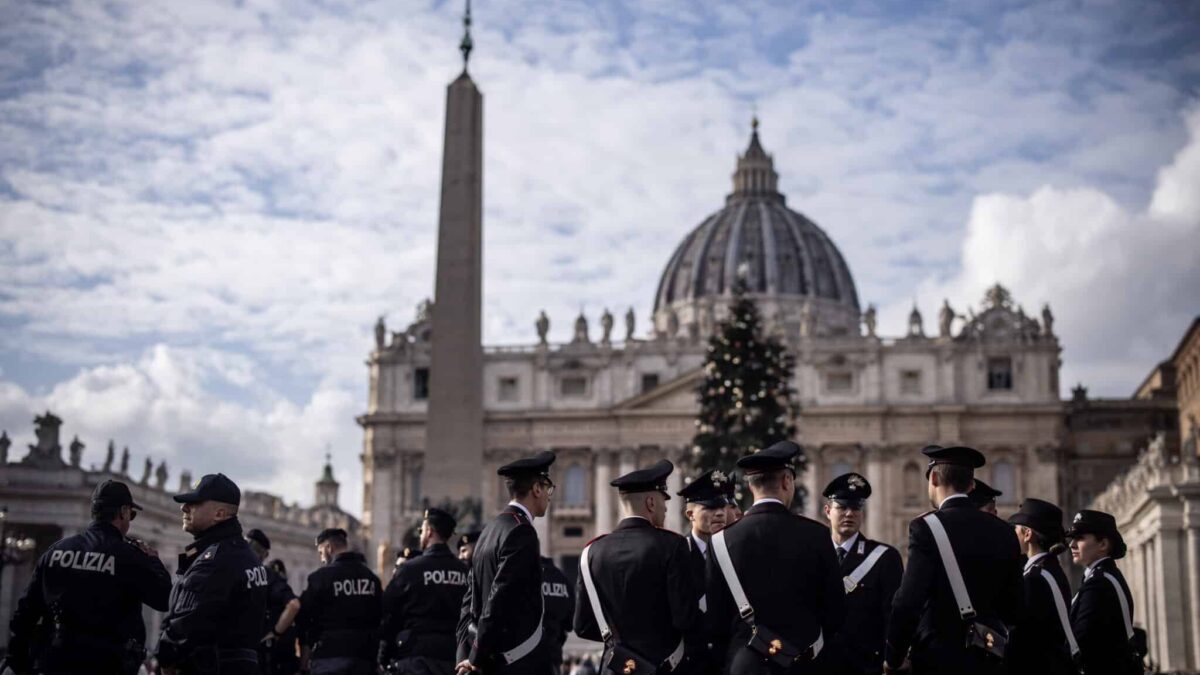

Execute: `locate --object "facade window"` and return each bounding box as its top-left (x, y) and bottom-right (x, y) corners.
top-left (830, 461), bottom-right (854, 480)
top-left (562, 526), bottom-right (584, 538)
top-left (903, 462), bottom-right (922, 506)
top-left (560, 375), bottom-right (588, 397)
top-left (498, 376), bottom-right (520, 402)
top-left (409, 467), bottom-right (423, 510)
top-left (900, 370), bottom-right (922, 395)
top-left (826, 371), bottom-right (853, 393)
top-left (641, 373), bottom-right (660, 393)
top-left (414, 367), bottom-right (430, 400)
top-left (563, 464), bottom-right (587, 507)
top-left (992, 460), bottom-right (1016, 504)
top-left (987, 357), bottom-right (1013, 391)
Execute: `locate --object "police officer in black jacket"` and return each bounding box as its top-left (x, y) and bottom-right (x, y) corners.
top-left (677, 469), bottom-right (733, 675)
top-left (380, 508), bottom-right (470, 675)
top-left (8, 479), bottom-right (171, 675)
top-left (156, 473), bottom-right (271, 675)
top-left (575, 460), bottom-right (700, 675)
top-left (884, 446), bottom-right (1023, 675)
top-left (1067, 510), bottom-right (1140, 675)
top-left (1006, 498), bottom-right (1076, 675)
top-left (245, 529), bottom-right (302, 675)
top-left (456, 451), bottom-right (556, 675)
top-left (822, 473), bottom-right (903, 675)
top-left (298, 527), bottom-right (382, 675)
top-left (705, 442), bottom-right (845, 675)
top-left (538, 556), bottom-right (574, 674)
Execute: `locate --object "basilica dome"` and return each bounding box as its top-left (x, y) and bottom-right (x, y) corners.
top-left (652, 122), bottom-right (861, 339)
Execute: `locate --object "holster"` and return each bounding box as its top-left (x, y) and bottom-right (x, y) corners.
top-left (964, 620), bottom-right (1007, 660)
top-left (746, 624), bottom-right (805, 667)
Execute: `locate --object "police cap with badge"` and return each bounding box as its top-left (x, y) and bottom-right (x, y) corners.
top-left (173, 473), bottom-right (242, 505)
top-left (1007, 498), bottom-right (1065, 544)
top-left (93, 479), bottom-right (143, 512)
top-left (677, 469), bottom-right (730, 507)
top-left (921, 444), bottom-right (986, 476)
top-left (497, 450), bottom-right (556, 480)
top-left (1066, 509), bottom-right (1127, 559)
top-left (610, 459), bottom-right (673, 495)
top-left (823, 472), bottom-right (871, 510)
top-left (736, 440), bottom-right (801, 474)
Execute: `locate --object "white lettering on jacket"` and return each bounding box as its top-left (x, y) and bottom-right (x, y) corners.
top-left (423, 569), bottom-right (468, 586)
top-left (246, 566), bottom-right (269, 589)
top-left (542, 581), bottom-right (569, 598)
top-left (47, 549), bottom-right (116, 576)
top-left (333, 578), bottom-right (377, 597)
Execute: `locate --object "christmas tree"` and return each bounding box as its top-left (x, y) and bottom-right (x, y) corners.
top-left (690, 273), bottom-right (801, 499)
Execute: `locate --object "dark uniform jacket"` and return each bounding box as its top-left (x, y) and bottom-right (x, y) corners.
top-left (574, 518), bottom-right (700, 669)
top-left (260, 566), bottom-right (298, 675)
top-left (298, 550), bottom-right (382, 661)
top-left (8, 521), bottom-right (171, 674)
top-left (687, 533), bottom-right (724, 675)
top-left (458, 504), bottom-right (545, 674)
top-left (538, 556), bottom-right (575, 669)
top-left (1006, 553), bottom-right (1076, 675)
top-left (826, 534), bottom-right (903, 675)
top-left (885, 496), bottom-right (1023, 675)
top-left (380, 542), bottom-right (469, 665)
top-left (156, 517), bottom-right (271, 675)
top-left (1070, 557), bottom-right (1140, 675)
top-left (704, 501), bottom-right (845, 675)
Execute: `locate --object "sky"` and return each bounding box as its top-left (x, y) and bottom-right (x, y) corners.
top-left (1, 0), bottom-right (1198, 514)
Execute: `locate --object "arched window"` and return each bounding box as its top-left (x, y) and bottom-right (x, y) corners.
top-left (903, 462), bottom-right (922, 506)
top-left (563, 464), bottom-right (587, 507)
top-left (992, 460), bottom-right (1016, 504)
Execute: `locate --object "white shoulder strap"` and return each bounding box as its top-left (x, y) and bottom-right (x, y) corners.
top-left (1037, 568), bottom-right (1080, 657)
top-left (711, 530), bottom-right (753, 620)
top-left (921, 513), bottom-right (975, 619)
top-left (845, 544), bottom-right (890, 593)
top-left (1102, 572), bottom-right (1135, 640)
top-left (579, 544), bottom-right (612, 642)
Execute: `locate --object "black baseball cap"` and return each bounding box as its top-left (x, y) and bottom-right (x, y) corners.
top-left (246, 528), bottom-right (271, 550)
top-left (173, 473), bottom-right (241, 506)
top-left (92, 479), bottom-right (142, 510)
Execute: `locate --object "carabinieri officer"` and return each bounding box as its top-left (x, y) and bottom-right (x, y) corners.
top-left (1067, 510), bottom-right (1141, 675)
top-left (1006, 498), bottom-right (1076, 675)
top-left (822, 473), bottom-right (902, 675)
top-left (457, 451), bottom-right (556, 675)
top-left (677, 469), bottom-right (733, 675)
top-left (574, 459), bottom-right (700, 675)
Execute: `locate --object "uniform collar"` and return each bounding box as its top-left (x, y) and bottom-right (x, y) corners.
top-left (1085, 556), bottom-right (1112, 579)
top-left (423, 543), bottom-right (451, 556)
top-left (835, 532), bottom-right (860, 553)
top-left (939, 493), bottom-right (970, 509)
top-left (507, 500), bottom-right (534, 523)
top-left (1024, 551), bottom-right (1050, 574)
top-left (691, 532), bottom-right (709, 555)
top-left (333, 550), bottom-right (366, 565)
top-left (89, 520), bottom-right (123, 538)
top-left (751, 497), bottom-right (785, 508)
top-left (188, 517), bottom-right (243, 550)
top-left (616, 516), bottom-right (652, 530)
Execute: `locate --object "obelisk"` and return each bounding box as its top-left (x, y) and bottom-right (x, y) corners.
top-left (425, 1), bottom-right (484, 503)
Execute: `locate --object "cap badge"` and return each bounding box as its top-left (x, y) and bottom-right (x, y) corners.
top-left (847, 475), bottom-right (866, 490)
top-left (711, 471), bottom-right (727, 486)
top-left (1074, 513), bottom-right (1083, 523)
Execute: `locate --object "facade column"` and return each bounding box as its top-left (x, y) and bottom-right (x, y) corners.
top-left (864, 446), bottom-right (886, 542)
top-left (666, 447), bottom-right (685, 534)
top-left (594, 449), bottom-right (614, 535)
top-left (1157, 521), bottom-right (1188, 670)
top-left (801, 446), bottom-right (821, 517)
top-left (534, 507), bottom-right (551, 557)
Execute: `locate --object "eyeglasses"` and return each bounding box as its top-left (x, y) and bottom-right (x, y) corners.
top-left (539, 479), bottom-right (556, 496)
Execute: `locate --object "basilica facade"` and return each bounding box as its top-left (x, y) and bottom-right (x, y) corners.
top-left (358, 123), bottom-right (1078, 577)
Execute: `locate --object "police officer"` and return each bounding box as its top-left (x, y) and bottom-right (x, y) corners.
top-left (245, 529), bottom-right (302, 675)
top-left (575, 460), bottom-right (700, 675)
top-left (884, 446), bottom-right (1023, 675)
top-left (156, 473), bottom-right (271, 675)
top-left (677, 470), bottom-right (732, 675)
top-left (1005, 499), bottom-right (1075, 675)
top-left (822, 473), bottom-right (902, 675)
top-left (1067, 510), bottom-right (1140, 675)
top-left (967, 479), bottom-right (1002, 516)
top-left (8, 479), bottom-right (171, 675)
top-left (297, 528), bottom-right (382, 675)
top-left (457, 450), bottom-right (556, 675)
top-left (458, 531), bottom-right (481, 564)
top-left (705, 442), bottom-right (845, 675)
top-left (379, 508), bottom-right (469, 675)
top-left (538, 556), bottom-right (574, 675)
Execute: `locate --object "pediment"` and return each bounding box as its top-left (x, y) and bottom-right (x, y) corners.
top-left (613, 367), bottom-right (704, 413)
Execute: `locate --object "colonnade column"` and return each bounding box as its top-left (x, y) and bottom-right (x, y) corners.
top-left (801, 446), bottom-right (821, 518)
top-left (864, 446), bottom-right (886, 542)
top-left (666, 447), bottom-right (685, 534)
top-left (594, 449), bottom-right (614, 535)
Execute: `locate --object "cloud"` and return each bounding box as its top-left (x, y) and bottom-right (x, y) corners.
top-left (891, 106), bottom-right (1200, 394)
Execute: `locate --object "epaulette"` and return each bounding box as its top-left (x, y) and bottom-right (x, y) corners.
top-left (584, 534), bottom-right (607, 547)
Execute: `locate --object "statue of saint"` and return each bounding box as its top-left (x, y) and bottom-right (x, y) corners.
top-left (103, 440), bottom-right (114, 472)
top-left (155, 461), bottom-right (169, 490)
top-left (573, 312), bottom-right (590, 343)
top-left (1041, 303), bottom-right (1055, 337)
top-left (863, 305), bottom-right (877, 338)
top-left (69, 436), bottom-right (84, 467)
top-left (624, 307), bottom-right (636, 341)
top-left (939, 299), bottom-right (955, 338)
top-left (120, 447), bottom-right (130, 475)
top-left (535, 311), bottom-right (550, 345)
top-left (0, 431), bottom-right (9, 464)
top-left (374, 316), bottom-right (387, 350)
top-left (140, 457), bottom-right (153, 485)
top-left (600, 309), bottom-right (614, 344)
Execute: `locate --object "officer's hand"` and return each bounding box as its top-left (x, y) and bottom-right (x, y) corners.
top-left (455, 659), bottom-right (478, 675)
